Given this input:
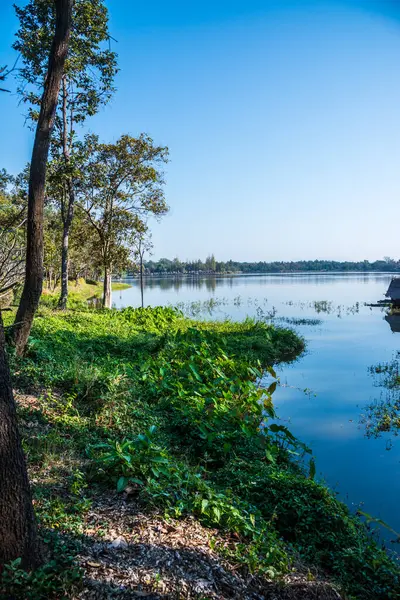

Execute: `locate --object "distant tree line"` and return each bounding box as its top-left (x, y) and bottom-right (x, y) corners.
top-left (137, 255), bottom-right (400, 275)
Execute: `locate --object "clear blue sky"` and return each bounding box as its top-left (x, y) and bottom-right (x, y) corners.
top-left (1, 0), bottom-right (400, 262)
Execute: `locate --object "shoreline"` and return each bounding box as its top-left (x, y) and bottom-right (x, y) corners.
top-left (123, 270), bottom-right (400, 279)
top-left (2, 306), bottom-right (399, 598)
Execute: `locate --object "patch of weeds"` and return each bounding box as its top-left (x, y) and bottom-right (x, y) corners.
top-left (34, 493), bottom-right (90, 536)
top-left (276, 316), bottom-right (322, 326)
top-left (0, 533), bottom-right (82, 599)
top-left (362, 354), bottom-right (400, 437)
top-left (88, 427), bottom-right (289, 579)
top-left (215, 458), bottom-right (400, 599)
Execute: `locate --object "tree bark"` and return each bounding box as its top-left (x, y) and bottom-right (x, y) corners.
top-left (0, 312), bottom-right (39, 568)
top-left (103, 265), bottom-right (112, 308)
top-left (13, 0), bottom-right (72, 355)
top-left (59, 222), bottom-right (69, 308)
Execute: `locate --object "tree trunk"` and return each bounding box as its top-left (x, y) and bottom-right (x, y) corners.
top-left (103, 265), bottom-right (112, 308)
top-left (59, 223), bottom-right (69, 308)
top-left (0, 312), bottom-right (39, 568)
top-left (140, 255), bottom-right (144, 308)
top-left (13, 0), bottom-right (72, 355)
top-left (58, 76), bottom-right (75, 310)
top-left (58, 189), bottom-right (74, 309)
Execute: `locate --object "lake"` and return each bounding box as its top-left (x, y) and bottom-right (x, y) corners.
top-left (114, 273), bottom-right (400, 546)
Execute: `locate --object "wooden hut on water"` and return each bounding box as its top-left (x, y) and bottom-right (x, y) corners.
top-left (385, 314), bottom-right (400, 332)
top-left (385, 278), bottom-right (400, 308)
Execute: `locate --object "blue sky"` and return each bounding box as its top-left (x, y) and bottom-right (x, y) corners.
top-left (2, 0), bottom-right (400, 261)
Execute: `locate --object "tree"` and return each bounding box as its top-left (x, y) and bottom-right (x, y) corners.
top-left (14, 0), bottom-right (117, 309)
top-left (43, 206), bottom-right (62, 291)
top-left (205, 254), bottom-right (216, 272)
top-left (0, 316), bottom-right (39, 568)
top-left (133, 229), bottom-right (153, 308)
top-left (0, 66), bottom-right (9, 92)
top-left (12, 0), bottom-right (72, 355)
top-left (68, 210), bottom-right (101, 283)
top-left (0, 174), bottom-right (26, 302)
top-left (79, 134), bottom-right (169, 307)
top-left (0, 60), bottom-right (18, 93)
top-left (0, 0), bottom-right (72, 568)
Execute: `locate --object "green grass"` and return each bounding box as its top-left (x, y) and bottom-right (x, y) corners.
top-left (40, 278), bottom-right (132, 308)
top-left (2, 306), bottom-right (399, 599)
top-left (110, 281), bottom-right (132, 291)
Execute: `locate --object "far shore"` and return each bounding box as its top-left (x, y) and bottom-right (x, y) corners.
top-left (120, 270), bottom-right (400, 279)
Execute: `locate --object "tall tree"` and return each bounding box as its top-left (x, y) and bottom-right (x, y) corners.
top-left (79, 134), bottom-right (169, 307)
top-left (68, 209), bottom-right (101, 283)
top-left (14, 0), bottom-right (117, 309)
top-left (205, 254), bottom-right (216, 272)
top-left (0, 315), bottom-right (38, 567)
top-left (0, 0), bottom-right (72, 567)
top-left (133, 229), bottom-right (153, 308)
top-left (43, 205), bottom-right (62, 291)
top-left (12, 0), bottom-right (72, 355)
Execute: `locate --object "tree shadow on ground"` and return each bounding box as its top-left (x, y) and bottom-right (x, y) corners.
top-left (59, 526), bottom-right (342, 600)
top-left (29, 485), bottom-right (342, 600)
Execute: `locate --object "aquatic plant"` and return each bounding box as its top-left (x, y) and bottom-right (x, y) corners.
top-left (362, 354), bottom-right (400, 437)
top-left (276, 317), bottom-right (322, 326)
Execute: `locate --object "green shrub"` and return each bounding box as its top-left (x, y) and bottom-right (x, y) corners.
top-left (0, 535), bottom-right (82, 599)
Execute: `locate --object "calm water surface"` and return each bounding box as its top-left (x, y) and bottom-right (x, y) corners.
top-left (114, 273), bottom-right (400, 544)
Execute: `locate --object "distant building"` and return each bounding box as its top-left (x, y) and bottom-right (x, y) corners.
top-left (385, 278), bottom-right (400, 308)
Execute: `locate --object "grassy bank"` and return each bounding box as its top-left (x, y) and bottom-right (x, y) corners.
top-left (2, 306), bottom-right (399, 599)
top-left (41, 279), bottom-right (132, 307)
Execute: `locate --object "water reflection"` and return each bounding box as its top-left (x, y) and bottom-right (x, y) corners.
top-left (124, 272), bottom-right (396, 293)
top-left (385, 314), bottom-right (400, 333)
top-left (133, 276), bottom-right (221, 292)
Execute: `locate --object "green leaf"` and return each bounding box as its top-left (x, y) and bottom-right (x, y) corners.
top-left (357, 510), bottom-right (400, 538)
top-left (189, 363), bottom-right (203, 382)
top-left (150, 455), bottom-right (169, 464)
top-left (265, 448), bottom-right (276, 463)
top-left (269, 423), bottom-right (296, 440)
top-left (116, 476), bottom-right (129, 493)
top-left (213, 506), bottom-right (221, 522)
top-left (129, 478), bottom-right (144, 486)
